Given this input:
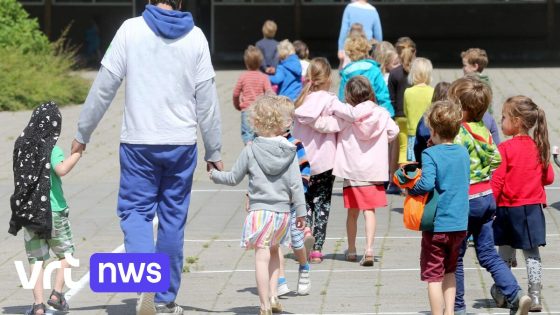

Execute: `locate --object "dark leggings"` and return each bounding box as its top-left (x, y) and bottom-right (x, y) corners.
top-left (305, 169), bottom-right (336, 251)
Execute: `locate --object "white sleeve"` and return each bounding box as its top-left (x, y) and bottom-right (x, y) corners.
top-left (195, 30), bottom-right (216, 84)
top-left (101, 21), bottom-right (127, 79)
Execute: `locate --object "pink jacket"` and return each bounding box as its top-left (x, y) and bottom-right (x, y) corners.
top-left (313, 101), bottom-right (399, 181)
top-left (293, 90), bottom-right (358, 175)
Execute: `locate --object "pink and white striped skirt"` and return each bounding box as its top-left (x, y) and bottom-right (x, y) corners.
top-left (241, 210), bottom-right (291, 249)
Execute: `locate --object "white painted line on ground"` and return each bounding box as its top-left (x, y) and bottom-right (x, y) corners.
top-left (189, 267), bottom-right (560, 274)
top-left (184, 233), bottom-right (560, 242)
top-left (192, 187), bottom-right (560, 192)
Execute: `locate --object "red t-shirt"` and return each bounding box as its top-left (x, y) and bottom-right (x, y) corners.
top-left (491, 135), bottom-right (554, 207)
top-left (232, 70), bottom-right (272, 111)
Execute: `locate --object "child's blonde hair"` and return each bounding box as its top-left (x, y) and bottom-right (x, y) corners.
top-left (503, 96), bottom-right (550, 169)
top-left (244, 45), bottom-right (263, 71)
top-left (461, 48), bottom-right (488, 72)
top-left (344, 35), bottom-right (371, 62)
top-left (372, 41), bottom-right (396, 72)
top-left (249, 95), bottom-right (288, 137)
top-left (408, 57), bottom-right (432, 85)
top-left (424, 100), bottom-right (463, 141)
top-left (345, 75), bottom-right (377, 106)
top-left (277, 39), bottom-right (295, 60)
top-left (448, 75), bottom-right (492, 122)
top-left (275, 96), bottom-right (295, 129)
top-left (262, 20), bottom-right (277, 39)
top-left (395, 37), bottom-right (416, 73)
top-left (294, 57), bottom-right (332, 107)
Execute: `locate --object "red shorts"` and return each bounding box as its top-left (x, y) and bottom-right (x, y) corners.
top-left (420, 231), bottom-right (466, 282)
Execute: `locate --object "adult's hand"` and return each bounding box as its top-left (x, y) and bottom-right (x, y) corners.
top-left (206, 160), bottom-right (224, 172)
top-left (71, 139), bottom-right (86, 155)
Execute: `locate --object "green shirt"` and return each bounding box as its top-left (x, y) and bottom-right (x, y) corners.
top-left (404, 85), bottom-right (434, 135)
top-left (454, 121), bottom-right (501, 184)
top-left (50, 146), bottom-right (68, 211)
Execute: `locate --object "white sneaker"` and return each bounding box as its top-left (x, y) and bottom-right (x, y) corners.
top-left (136, 293), bottom-right (156, 315)
top-left (277, 281), bottom-right (291, 296)
top-left (297, 268), bottom-right (311, 295)
top-left (155, 302), bottom-right (184, 315)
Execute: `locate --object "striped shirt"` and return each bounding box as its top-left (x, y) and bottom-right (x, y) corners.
top-left (284, 132), bottom-right (311, 193)
top-left (233, 70), bottom-right (272, 110)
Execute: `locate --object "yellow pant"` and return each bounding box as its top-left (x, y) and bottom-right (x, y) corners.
top-left (396, 117), bottom-right (408, 164)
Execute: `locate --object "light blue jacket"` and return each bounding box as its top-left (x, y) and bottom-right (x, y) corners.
top-left (339, 59), bottom-right (394, 117)
top-left (338, 2), bottom-right (383, 51)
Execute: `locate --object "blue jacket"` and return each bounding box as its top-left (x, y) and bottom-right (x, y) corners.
top-left (142, 5), bottom-right (194, 39)
top-left (409, 144), bottom-right (470, 232)
top-left (339, 59), bottom-right (394, 117)
top-left (269, 54), bottom-right (302, 101)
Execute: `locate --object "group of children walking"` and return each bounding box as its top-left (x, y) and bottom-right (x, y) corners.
top-left (227, 19), bottom-right (554, 315)
top-left (8, 18), bottom-right (554, 315)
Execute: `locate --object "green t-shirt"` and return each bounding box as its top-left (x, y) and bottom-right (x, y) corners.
top-left (50, 146), bottom-right (68, 211)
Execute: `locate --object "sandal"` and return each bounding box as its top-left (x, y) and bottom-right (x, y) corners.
top-left (345, 249), bottom-right (357, 262)
top-left (47, 290), bottom-right (70, 311)
top-left (359, 252), bottom-right (374, 267)
top-left (309, 250), bottom-right (323, 264)
top-left (25, 303), bottom-right (46, 315)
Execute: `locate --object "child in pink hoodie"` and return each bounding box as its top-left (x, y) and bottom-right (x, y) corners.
top-left (293, 57), bottom-right (369, 263)
top-left (312, 76), bottom-right (399, 266)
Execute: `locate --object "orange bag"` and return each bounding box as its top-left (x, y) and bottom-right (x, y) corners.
top-left (392, 164), bottom-right (438, 231)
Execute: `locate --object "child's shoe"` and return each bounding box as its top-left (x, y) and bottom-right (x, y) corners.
top-left (359, 250), bottom-right (374, 267)
top-left (47, 290), bottom-right (69, 311)
top-left (25, 303), bottom-right (46, 315)
top-left (155, 302), bottom-right (184, 315)
top-left (297, 264), bottom-right (311, 295)
top-left (270, 296), bottom-right (283, 313)
top-left (309, 250), bottom-right (323, 264)
top-left (259, 308), bottom-right (272, 315)
top-left (528, 283), bottom-right (543, 312)
top-left (491, 284), bottom-right (508, 308)
top-left (303, 229), bottom-right (315, 257)
top-left (277, 277), bottom-right (291, 296)
top-left (510, 293), bottom-right (532, 315)
top-left (136, 293), bottom-right (156, 315)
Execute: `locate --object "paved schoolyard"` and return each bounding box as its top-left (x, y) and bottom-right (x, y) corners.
top-left (0, 68), bottom-right (559, 315)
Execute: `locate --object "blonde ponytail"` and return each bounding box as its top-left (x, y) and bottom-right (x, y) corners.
top-left (395, 37), bottom-right (416, 73)
top-left (294, 57), bottom-right (332, 108)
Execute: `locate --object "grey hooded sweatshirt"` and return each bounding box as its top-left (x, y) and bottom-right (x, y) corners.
top-left (210, 136), bottom-right (306, 217)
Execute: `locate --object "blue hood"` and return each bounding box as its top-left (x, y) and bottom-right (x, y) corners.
top-left (142, 4), bottom-right (194, 39)
top-left (281, 54), bottom-right (302, 77)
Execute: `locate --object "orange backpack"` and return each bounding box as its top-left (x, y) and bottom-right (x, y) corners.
top-left (392, 164), bottom-right (438, 231)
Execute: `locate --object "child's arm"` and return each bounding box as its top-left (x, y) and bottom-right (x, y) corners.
top-left (288, 156), bottom-right (307, 218)
top-left (408, 152), bottom-right (436, 195)
top-left (490, 145), bottom-right (507, 202)
top-left (488, 142), bottom-right (502, 173)
top-left (232, 78), bottom-right (242, 111)
top-left (264, 77), bottom-right (273, 93)
top-left (268, 67), bottom-right (285, 85)
top-left (310, 115), bottom-right (350, 133)
top-left (210, 147), bottom-right (249, 186)
top-left (54, 152), bottom-right (82, 177)
top-left (543, 163), bottom-right (555, 186)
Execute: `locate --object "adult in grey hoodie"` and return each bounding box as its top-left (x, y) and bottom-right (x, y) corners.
top-left (210, 137), bottom-right (306, 217)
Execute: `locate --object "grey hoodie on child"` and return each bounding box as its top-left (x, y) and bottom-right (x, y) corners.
top-left (210, 136), bottom-right (306, 217)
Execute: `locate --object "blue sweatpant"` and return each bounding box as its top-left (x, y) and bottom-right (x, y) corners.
top-left (454, 194), bottom-right (521, 311)
top-left (117, 143), bottom-right (197, 303)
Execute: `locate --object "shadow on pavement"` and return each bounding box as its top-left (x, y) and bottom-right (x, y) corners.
top-left (472, 297), bottom-right (496, 309)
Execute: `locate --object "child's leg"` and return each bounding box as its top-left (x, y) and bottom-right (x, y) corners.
top-left (498, 245), bottom-right (516, 267)
top-left (32, 262), bottom-right (45, 306)
top-left (255, 247), bottom-right (271, 310)
top-left (427, 281), bottom-right (444, 315)
top-left (308, 170), bottom-right (336, 252)
top-left (54, 258), bottom-right (70, 293)
top-left (523, 247), bottom-right (542, 310)
top-left (362, 209), bottom-right (376, 255)
top-left (442, 273), bottom-right (456, 315)
top-left (346, 208), bottom-right (359, 253)
top-left (268, 245), bottom-right (280, 298)
top-left (277, 247), bottom-right (289, 295)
